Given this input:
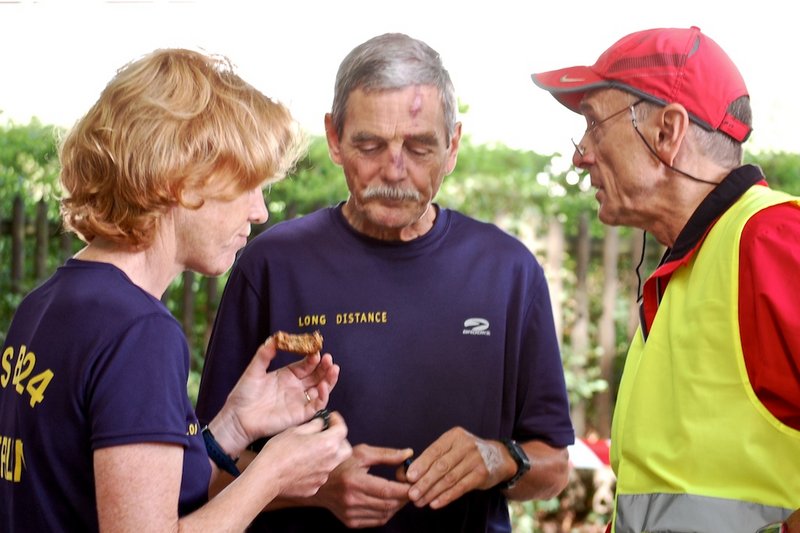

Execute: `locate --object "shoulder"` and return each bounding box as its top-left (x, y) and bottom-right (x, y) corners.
top-left (444, 209), bottom-right (539, 259)
top-left (237, 207), bottom-right (334, 259)
top-left (445, 209), bottom-right (523, 240)
top-left (742, 198), bottom-right (800, 246)
top-left (259, 207), bottom-right (333, 239)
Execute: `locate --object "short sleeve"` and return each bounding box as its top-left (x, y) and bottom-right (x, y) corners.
top-left (88, 314), bottom-right (192, 449)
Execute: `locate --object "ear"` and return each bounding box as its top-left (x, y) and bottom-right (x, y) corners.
top-left (654, 103), bottom-right (690, 166)
top-left (324, 113), bottom-right (343, 165)
top-left (444, 122), bottom-right (463, 175)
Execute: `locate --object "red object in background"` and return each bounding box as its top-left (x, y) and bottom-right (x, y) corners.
top-left (582, 436), bottom-right (610, 466)
top-left (568, 435), bottom-right (611, 469)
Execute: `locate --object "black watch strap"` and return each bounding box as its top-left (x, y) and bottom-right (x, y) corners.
top-left (497, 438), bottom-right (531, 490)
top-left (202, 425), bottom-right (240, 478)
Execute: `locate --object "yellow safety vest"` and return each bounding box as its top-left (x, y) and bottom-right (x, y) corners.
top-left (610, 186), bottom-right (800, 532)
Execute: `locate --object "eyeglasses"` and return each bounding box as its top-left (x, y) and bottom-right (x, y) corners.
top-left (572, 99), bottom-right (645, 157)
top-left (574, 97), bottom-right (718, 186)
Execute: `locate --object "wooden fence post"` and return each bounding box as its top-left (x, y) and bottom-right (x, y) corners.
top-left (203, 276), bottom-right (218, 352)
top-left (11, 194), bottom-right (25, 294)
top-left (35, 199), bottom-right (49, 281)
top-left (182, 270), bottom-right (195, 351)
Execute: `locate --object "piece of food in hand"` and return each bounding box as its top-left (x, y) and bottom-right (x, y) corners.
top-left (273, 330), bottom-right (323, 355)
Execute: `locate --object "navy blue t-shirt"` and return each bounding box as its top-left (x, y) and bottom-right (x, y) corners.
top-left (0, 259), bottom-right (210, 532)
top-left (196, 205), bottom-right (574, 532)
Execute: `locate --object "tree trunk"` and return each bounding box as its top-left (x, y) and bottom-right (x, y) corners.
top-left (595, 225), bottom-right (619, 438)
top-left (182, 271), bottom-right (196, 351)
top-left (545, 217), bottom-right (565, 342)
top-left (35, 199), bottom-right (49, 281)
top-left (570, 213), bottom-right (590, 437)
top-left (203, 276), bottom-right (219, 354)
top-left (11, 194), bottom-right (25, 294)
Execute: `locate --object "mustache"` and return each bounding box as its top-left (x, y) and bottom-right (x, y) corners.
top-left (361, 185), bottom-right (421, 202)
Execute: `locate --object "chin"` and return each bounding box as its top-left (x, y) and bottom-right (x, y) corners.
top-left (597, 207), bottom-right (615, 226)
top-left (195, 257), bottom-right (235, 278)
top-left (370, 204), bottom-right (419, 226)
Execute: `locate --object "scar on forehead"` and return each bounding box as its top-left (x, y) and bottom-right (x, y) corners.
top-left (408, 87), bottom-right (424, 118)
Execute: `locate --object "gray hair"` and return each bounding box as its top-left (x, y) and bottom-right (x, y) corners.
top-left (689, 96), bottom-right (751, 168)
top-left (330, 33), bottom-right (457, 142)
top-left (637, 95), bottom-right (751, 169)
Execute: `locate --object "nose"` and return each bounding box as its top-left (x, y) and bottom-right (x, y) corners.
top-left (383, 145), bottom-right (407, 182)
top-left (251, 188), bottom-right (268, 225)
top-left (572, 147), bottom-right (585, 169)
top-left (572, 135), bottom-right (590, 170)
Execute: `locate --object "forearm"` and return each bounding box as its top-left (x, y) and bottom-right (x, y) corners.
top-left (180, 461), bottom-right (281, 532)
top-left (504, 441), bottom-right (569, 501)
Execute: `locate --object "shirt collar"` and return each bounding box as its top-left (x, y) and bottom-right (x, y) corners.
top-left (662, 164), bottom-right (766, 264)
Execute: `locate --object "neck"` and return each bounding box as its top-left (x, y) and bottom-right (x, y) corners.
top-left (342, 201), bottom-right (437, 242)
top-left (74, 234), bottom-right (180, 299)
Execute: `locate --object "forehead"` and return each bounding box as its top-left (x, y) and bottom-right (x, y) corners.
top-left (343, 85), bottom-right (446, 137)
top-left (580, 88), bottom-right (632, 115)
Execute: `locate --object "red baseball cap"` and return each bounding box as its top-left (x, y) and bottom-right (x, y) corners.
top-left (531, 26), bottom-right (751, 142)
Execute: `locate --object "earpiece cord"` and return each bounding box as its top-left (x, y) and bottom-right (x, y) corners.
top-left (630, 107), bottom-right (720, 186)
top-left (636, 229), bottom-right (647, 303)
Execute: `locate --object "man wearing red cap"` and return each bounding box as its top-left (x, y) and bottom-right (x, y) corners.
top-left (533, 26), bottom-right (800, 533)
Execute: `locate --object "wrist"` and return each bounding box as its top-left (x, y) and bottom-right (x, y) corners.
top-left (202, 424), bottom-right (241, 478)
top-left (497, 438), bottom-right (531, 490)
top-left (207, 414), bottom-right (247, 459)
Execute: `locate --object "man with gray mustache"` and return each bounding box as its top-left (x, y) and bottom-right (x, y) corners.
top-left (196, 32), bottom-right (574, 532)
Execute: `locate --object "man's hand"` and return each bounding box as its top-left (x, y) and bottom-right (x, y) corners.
top-left (405, 427), bottom-right (507, 510)
top-left (312, 444), bottom-right (413, 528)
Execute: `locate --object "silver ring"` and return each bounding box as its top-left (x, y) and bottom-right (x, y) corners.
top-left (304, 390), bottom-right (312, 403)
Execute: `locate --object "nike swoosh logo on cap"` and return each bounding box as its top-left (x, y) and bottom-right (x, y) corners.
top-left (559, 75), bottom-right (585, 83)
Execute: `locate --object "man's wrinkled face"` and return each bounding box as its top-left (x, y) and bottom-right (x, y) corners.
top-left (574, 89), bottom-right (653, 227)
top-left (326, 85), bottom-right (460, 239)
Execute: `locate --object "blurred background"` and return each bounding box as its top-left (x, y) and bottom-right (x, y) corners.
top-left (2, 1), bottom-right (798, 531)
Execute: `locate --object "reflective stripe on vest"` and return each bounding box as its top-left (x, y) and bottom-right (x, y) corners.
top-left (611, 186), bottom-right (800, 533)
top-left (615, 493), bottom-right (792, 532)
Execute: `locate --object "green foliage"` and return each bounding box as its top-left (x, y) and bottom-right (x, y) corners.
top-left (0, 119), bottom-right (65, 344)
top-left (262, 138), bottom-right (349, 229)
top-left (4, 115), bottom-right (800, 531)
top-left (441, 141), bottom-right (553, 219)
top-left (4, 119), bottom-right (800, 530)
top-left (0, 119), bottom-right (63, 218)
top-left (746, 150), bottom-right (800, 195)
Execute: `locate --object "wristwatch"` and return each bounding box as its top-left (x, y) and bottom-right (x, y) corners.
top-left (498, 438), bottom-right (531, 489)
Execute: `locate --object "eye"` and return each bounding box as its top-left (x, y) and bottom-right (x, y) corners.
top-left (356, 142), bottom-right (381, 154)
top-left (406, 146), bottom-right (430, 157)
top-left (404, 140), bottom-right (435, 157)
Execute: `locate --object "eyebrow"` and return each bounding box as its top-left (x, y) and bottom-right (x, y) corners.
top-left (350, 131), bottom-right (440, 146)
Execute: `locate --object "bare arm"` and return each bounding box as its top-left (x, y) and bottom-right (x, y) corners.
top-left (95, 414), bottom-right (351, 533)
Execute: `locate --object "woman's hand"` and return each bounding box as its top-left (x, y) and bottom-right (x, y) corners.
top-left (211, 336), bottom-right (340, 455)
top-left (251, 411), bottom-right (352, 499)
